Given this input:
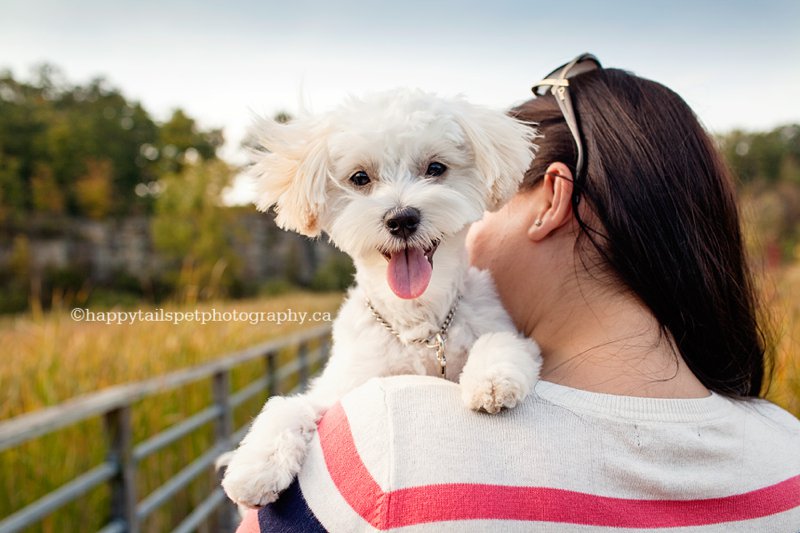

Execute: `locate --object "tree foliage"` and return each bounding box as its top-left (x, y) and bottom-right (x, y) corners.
top-left (718, 124), bottom-right (800, 185)
top-left (718, 124), bottom-right (800, 261)
top-left (152, 159), bottom-right (241, 302)
top-left (0, 64), bottom-right (223, 222)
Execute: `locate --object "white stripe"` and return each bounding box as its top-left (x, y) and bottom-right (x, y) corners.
top-left (298, 428), bottom-right (378, 532)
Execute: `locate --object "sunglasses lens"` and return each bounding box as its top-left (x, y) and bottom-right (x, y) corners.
top-left (565, 58), bottom-right (601, 79)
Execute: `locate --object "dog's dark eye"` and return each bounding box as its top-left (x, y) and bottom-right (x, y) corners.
top-left (425, 162), bottom-right (447, 177)
top-left (349, 171), bottom-right (371, 187)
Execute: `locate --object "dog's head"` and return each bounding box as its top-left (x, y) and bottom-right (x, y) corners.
top-left (251, 89), bottom-right (536, 299)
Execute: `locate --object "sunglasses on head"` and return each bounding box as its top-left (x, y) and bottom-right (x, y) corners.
top-left (531, 53), bottom-right (602, 182)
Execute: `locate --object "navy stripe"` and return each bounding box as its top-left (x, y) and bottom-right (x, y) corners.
top-left (257, 478), bottom-right (328, 533)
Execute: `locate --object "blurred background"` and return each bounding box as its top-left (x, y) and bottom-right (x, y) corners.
top-left (1, 0), bottom-right (799, 531)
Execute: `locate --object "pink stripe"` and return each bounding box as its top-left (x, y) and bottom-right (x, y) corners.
top-left (317, 402), bottom-right (800, 530)
top-left (235, 509), bottom-right (260, 533)
top-left (317, 402), bottom-right (387, 526)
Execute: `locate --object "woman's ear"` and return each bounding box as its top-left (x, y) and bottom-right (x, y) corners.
top-left (527, 162), bottom-right (574, 242)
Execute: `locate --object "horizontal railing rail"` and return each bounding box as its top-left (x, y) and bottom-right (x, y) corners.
top-left (0, 323), bottom-right (331, 533)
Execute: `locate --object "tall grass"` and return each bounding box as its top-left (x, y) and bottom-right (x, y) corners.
top-left (0, 292), bottom-right (343, 532)
top-left (764, 264), bottom-right (800, 417)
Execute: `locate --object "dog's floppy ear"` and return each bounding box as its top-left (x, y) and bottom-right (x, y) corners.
top-left (453, 102), bottom-right (537, 211)
top-left (250, 116), bottom-right (330, 237)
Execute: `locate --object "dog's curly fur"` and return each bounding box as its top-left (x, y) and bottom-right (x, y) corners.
top-left (222, 89), bottom-right (542, 508)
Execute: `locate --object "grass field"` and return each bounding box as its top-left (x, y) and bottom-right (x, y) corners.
top-left (0, 291), bottom-right (343, 533)
top-left (764, 263), bottom-right (800, 417)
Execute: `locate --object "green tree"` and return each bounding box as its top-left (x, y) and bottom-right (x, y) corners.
top-left (723, 124), bottom-right (800, 263)
top-left (74, 157), bottom-right (113, 219)
top-left (30, 162), bottom-right (64, 214)
top-left (0, 154), bottom-right (24, 222)
top-left (159, 109), bottom-right (224, 175)
top-left (719, 124), bottom-right (800, 185)
top-left (0, 65), bottom-right (224, 218)
top-left (151, 159), bottom-right (240, 302)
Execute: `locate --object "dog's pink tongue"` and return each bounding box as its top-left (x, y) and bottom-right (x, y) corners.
top-left (387, 247), bottom-right (432, 299)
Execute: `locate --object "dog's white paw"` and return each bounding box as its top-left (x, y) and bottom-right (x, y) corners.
top-left (221, 396), bottom-right (319, 508)
top-left (459, 331), bottom-right (541, 414)
top-left (221, 465), bottom-right (281, 508)
top-left (221, 428), bottom-right (311, 508)
top-left (460, 365), bottom-right (529, 413)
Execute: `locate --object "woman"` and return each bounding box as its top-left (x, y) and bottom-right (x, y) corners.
top-left (237, 54), bottom-right (800, 532)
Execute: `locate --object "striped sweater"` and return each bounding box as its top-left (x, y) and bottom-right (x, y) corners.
top-left (237, 375), bottom-right (800, 532)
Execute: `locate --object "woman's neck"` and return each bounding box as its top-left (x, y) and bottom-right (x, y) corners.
top-left (530, 280), bottom-right (710, 399)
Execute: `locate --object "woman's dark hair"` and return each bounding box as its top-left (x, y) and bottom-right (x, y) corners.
top-left (510, 68), bottom-right (771, 397)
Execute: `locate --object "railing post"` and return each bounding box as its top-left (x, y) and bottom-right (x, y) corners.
top-left (104, 405), bottom-right (137, 533)
top-left (320, 335), bottom-right (331, 363)
top-left (265, 350), bottom-right (277, 397)
top-left (212, 369), bottom-right (233, 449)
top-left (297, 341), bottom-right (309, 388)
top-left (212, 369), bottom-right (237, 532)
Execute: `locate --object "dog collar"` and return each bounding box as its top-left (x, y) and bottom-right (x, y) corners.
top-left (365, 294), bottom-right (461, 379)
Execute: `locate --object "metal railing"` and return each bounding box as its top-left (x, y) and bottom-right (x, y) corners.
top-left (0, 324), bottom-right (332, 533)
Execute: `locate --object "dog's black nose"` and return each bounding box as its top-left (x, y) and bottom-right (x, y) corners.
top-left (384, 207), bottom-right (421, 239)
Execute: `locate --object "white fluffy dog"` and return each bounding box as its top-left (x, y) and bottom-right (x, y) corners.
top-left (221, 89), bottom-right (542, 508)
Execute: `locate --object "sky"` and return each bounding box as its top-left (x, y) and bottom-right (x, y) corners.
top-left (2, 0), bottom-right (799, 203)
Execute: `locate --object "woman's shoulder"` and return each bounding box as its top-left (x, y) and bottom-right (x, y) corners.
top-left (337, 375), bottom-right (800, 453)
top-left (734, 394), bottom-right (800, 434)
top-left (347, 373), bottom-right (800, 429)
